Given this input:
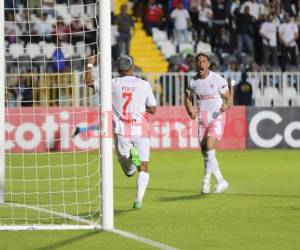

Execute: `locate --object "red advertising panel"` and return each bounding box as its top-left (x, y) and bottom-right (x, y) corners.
top-left (147, 106), bottom-right (246, 150)
top-left (5, 106), bottom-right (246, 152)
top-left (5, 107), bottom-right (100, 153)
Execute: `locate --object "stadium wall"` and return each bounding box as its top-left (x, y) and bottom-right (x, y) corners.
top-left (4, 107), bottom-right (300, 152)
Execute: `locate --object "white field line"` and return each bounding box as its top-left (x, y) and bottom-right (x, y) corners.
top-left (111, 228), bottom-right (179, 250)
top-left (1, 203), bottom-right (180, 250)
top-left (10, 202), bottom-right (98, 225)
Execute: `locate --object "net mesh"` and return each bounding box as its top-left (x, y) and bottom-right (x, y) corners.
top-left (1, 0), bottom-right (101, 228)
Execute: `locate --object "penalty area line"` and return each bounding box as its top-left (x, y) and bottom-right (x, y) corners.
top-left (4, 202), bottom-right (100, 228)
top-left (3, 203), bottom-right (179, 249)
top-left (111, 228), bottom-right (179, 250)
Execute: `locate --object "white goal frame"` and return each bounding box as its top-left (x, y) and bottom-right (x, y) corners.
top-left (0, 0), bottom-right (5, 206)
top-left (0, 0), bottom-right (113, 230)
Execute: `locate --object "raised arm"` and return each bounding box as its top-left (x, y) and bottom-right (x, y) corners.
top-left (85, 51), bottom-right (97, 88)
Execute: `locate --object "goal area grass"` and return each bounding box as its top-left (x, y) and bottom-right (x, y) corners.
top-left (1, 149), bottom-right (300, 250)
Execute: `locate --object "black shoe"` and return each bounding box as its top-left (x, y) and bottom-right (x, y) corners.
top-left (73, 127), bottom-right (80, 137)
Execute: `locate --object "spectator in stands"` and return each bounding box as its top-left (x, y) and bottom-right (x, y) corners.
top-left (84, 17), bottom-right (97, 52)
top-left (133, 0), bottom-right (145, 19)
top-left (169, 0), bottom-right (190, 10)
top-left (224, 61), bottom-right (241, 86)
top-left (116, 4), bottom-right (135, 55)
top-left (41, 1), bottom-right (55, 17)
top-left (234, 71), bottom-right (253, 106)
top-left (278, 14), bottom-right (299, 71)
top-left (15, 9), bottom-right (31, 44)
top-left (210, 0), bottom-right (231, 50)
top-left (214, 26), bottom-right (232, 54)
top-left (240, 0), bottom-right (264, 20)
top-left (143, 0), bottom-right (164, 36)
top-left (170, 2), bottom-right (191, 44)
top-left (19, 75), bottom-right (33, 107)
top-left (5, 11), bottom-right (18, 44)
top-left (235, 6), bottom-right (255, 62)
top-left (70, 15), bottom-right (84, 44)
top-left (111, 18), bottom-right (120, 62)
top-left (281, 0), bottom-right (295, 16)
top-left (259, 14), bottom-right (278, 66)
top-left (6, 88), bottom-right (18, 108)
top-left (32, 13), bottom-right (53, 43)
top-left (5, 0), bottom-right (20, 9)
top-left (179, 54), bottom-right (196, 72)
top-left (53, 16), bottom-right (70, 43)
top-left (197, 0), bottom-right (213, 43)
top-left (246, 61), bottom-right (261, 96)
top-left (226, 61), bottom-right (239, 73)
top-left (189, 0), bottom-right (201, 40)
top-left (52, 44), bottom-right (65, 73)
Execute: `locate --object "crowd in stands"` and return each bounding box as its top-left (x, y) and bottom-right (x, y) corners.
top-left (132, 0), bottom-right (300, 72)
top-left (5, 0), bottom-right (97, 74)
top-left (4, 0), bottom-right (300, 107)
top-left (5, 0), bottom-right (300, 73)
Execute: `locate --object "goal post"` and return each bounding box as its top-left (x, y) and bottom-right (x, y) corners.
top-left (99, 0), bottom-right (114, 230)
top-left (0, 0), bottom-right (113, 230)
top-left (0, 0), bottom-right (5, 205)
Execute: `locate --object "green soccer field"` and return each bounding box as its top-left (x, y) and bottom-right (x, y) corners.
top-left (1, 149), bottom-right (300, 250)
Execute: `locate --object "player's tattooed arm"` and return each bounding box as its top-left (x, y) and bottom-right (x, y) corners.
top-left (185, 90), bottom-right (197, 120)
top-left (85, 50), bottom-right (97, 88)
top-left (220, 89), bottom-right (232, 112)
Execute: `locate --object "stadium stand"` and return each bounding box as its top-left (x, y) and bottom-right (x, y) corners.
top-left (3, 0), bottom-right (300, 107)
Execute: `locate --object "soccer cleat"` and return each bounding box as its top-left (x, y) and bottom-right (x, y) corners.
top-left (130, 147), bottom-right (141, 167)
top-left (72, 127), bottom-right (81, 137)
top-left (133, 200), bottom-right (142, 209)
top-left (201, 180), bottom-right (210, 194)
top-left (214, 179), bottom-right (229, 193)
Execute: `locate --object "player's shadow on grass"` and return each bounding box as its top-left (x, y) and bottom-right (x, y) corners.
top-left (114, 208), bottom-right (140, 216)
top-left (35, 230), bottom-right (100, 250)
top-left (78, 209), bottom-right (141, 218)
top-left (115, 185), bottom-right (196, 194)
top-left (158, 194), bottom-right (207, 202)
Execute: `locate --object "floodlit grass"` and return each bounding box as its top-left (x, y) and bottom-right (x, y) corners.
top-left (1, 150), bottom-right (300, 250)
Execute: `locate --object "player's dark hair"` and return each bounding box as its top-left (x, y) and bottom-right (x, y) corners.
top-left (116, 55), bottom-right (134, 75)
top-left (195, 53), bottom-right (210, 62)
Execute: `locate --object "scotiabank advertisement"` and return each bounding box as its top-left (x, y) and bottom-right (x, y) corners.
top-left (5, 106), bottom-right (246, 152)
top-left (4, 106), bottom-right (300, 152)
top-left (246, 107), bottom-right (300, 148)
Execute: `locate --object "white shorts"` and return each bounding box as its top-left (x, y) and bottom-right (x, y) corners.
top-left (198, 112), bottom-right (226, 144)
top-left (114, 134), bottom-right (150, 162)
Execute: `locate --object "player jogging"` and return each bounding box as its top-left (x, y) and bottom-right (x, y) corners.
top-left (85, 53), bottom-right (157, 208)
top-left (185, 53), bottom-right (231, 194)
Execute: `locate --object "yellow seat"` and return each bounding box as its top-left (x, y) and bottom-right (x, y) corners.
top-left (129, 21), bottom-right (168, 73)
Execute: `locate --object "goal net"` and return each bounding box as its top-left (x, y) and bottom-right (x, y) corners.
top-left (0, 0), bottom-right (113, 230)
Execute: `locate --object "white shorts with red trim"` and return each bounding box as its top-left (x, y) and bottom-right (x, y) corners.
top-left (115, 134), bottom-right (150, 162)
top-left (198, 111), bottom-right (226, 143)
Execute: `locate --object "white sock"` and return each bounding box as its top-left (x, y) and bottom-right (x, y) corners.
top-left (136, 171), bottom-right (149, 203)
top-left (206, 150), bottom-right (223, 183)
top-left (203, 151), bottom-right (213, 182)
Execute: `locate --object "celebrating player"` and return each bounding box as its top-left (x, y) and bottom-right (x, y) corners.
top-left (185, 53), bottom-right (231, 194)
top-left (85, 53), bottom-right (157, 208)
